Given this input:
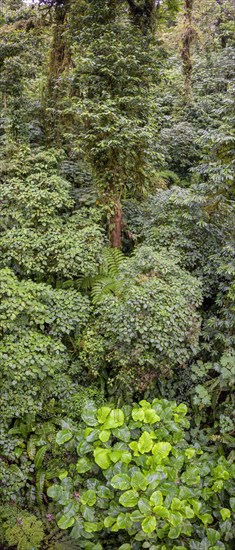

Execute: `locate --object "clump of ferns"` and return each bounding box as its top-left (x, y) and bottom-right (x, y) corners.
top-left (77, 247), bottom-right (127, 303)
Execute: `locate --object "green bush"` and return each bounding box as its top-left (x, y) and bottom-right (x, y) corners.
top-left (0, 506), bottom-right (44, 550)
top-left (79, 246), bottom-right (202, 396)
top-left (46, 399), bottom-right (235, 549)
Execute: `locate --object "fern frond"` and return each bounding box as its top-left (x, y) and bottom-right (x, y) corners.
top-left (34, 445), bottom-right (47, 470)
top-left (36, 469), bottom-right (46, 502)
top-left (102, 247), bottom-right (125, 276)
top-left (76, 275), bottom-right (96, 291)
top-left (91, 278), bottom-right (124, 304)
top-left (27, 437), bottom-right (37, 460)
top-left (154, 170), bottom-right (180, 187)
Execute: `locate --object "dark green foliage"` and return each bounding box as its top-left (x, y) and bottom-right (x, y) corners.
top-left (0, 0), bottom-right (234, 548)
top-left (77, 245), bottom-right (202, 398)
top-left (0, 147), bottom-right (105, 279)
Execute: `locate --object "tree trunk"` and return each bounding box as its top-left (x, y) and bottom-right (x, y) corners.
top-left (44, 0), bottom-right (71, 145)
top-left (109, 200), bottom-right (122, 248)
top-left (181, 0), bottom-right (194, 99)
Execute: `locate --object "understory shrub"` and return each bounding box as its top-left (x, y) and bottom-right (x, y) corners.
top-left (46, 399), bottom-right (235, 549)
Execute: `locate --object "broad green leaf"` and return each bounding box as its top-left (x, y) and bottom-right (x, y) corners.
top-left (132, 409), bottom-right (145, 421)
top-left (150, 490), bottom-right (163, 507)
top-left (184, 506), bottom-right (195, 519)
top-left (142, 516), bottom-right (156, 533)
top-left (97, 485), bottom-right (112, 499)
top-left (110, 450), bottom-right (122, 463)
top-left (139, 400), bottom-right (151, 409)
top-left (181, 467), bottom-right (200, 486)
top-left (77, 440), bottom-right (92, 456)
top-left (185, 448), bottom-right (196, 459)
top-left (153, 505), bottom-right (169, 519)
top-left (94, 448), bottom-right (111, 469)
top-left (76, 457), bottom-right (93, 473)
top-left (84, 521), bottom-right (102, 532)
top-left (81, 489), bottom-right (97, 506)
top-left (81, 504), bottom-right (95, 522)
top-left (99, 430), bottom-right (111, 442)
top-left (168, 524), bottom-right (181, 539)
top-left (104, 516), bottom-right (116, 528)
top-left (138, 432), bottom-right (153, 454)
top-left (119, 490), bottom-right (139, 508)
top-left (121, 450), bottom-right (132, 464)
top-left (230, 497), bottom-right (235, 512)
top-left (70, 518), bottom-right (83, 539)
top-left (207, 528), bottom-right (221, 545)
top-left (198, 513), bottom-right (213, 525)
top-left (175, 404), bottom-right (188, 416)
top-left (169, 512), bottom-right (183, 526)
top-left (171, 498), bottom-right (182, 511)
top-left (110, 474), bottom-right (131, 490)
top-left (130, 510), bottom-right (145, 522)
top-left (58, 515), bottom-right (75, 529)
top-left (47, 484), bottom-right (62, 500)
top-left (103, 409), bottom-right (125, 429)
top-left (112, 426), bottom-right (130, 442)
top-left (152, 442), bottom-right (172, 460)
top-left (118, 545), bottom-right (131, 550)
top-left (143, 409), bottom-right (160, 424)
top-left (85, 428), bottom-right (100, 442)
top-left (56, 430), bottom-right (73, 446)
top-left (81, 402), bottom-right (99, 426)
top-left (138, 498), bottom-right (151, 515)
top-left (58, 470), bottom-right (68, 480)
top-left (129, 441), bottom-right (139, 456)
top-left (213, 464), bottom-right (229, 480)
top-left (131, 471), bottom-right (147, 491)
top-left (97, 406), bottom-right (111, 424)
top-left (220, 508), bottom-right (231, 520)
top-left (190, 499), bottom-right (201, 514)
top-left (117, 513), bottom-right (128, 529)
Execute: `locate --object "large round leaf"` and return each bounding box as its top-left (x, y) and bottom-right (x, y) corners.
top-left (110, 474), bottom-right (131, 491)
top-left (47, 484), bottom-right (62, 500)
top-left (76, 457), bottom-right (93, 473)
top-left (55, 430), bottom-right (73, 446)
top-left (152, 441), bottom-right (172, 460)
top-left (119, 490), bottom-right (139, 508)
top-left (81, 489), bottom-right (97, 506)
top-left (142, 516), bottom-right (156, 533)
top-left (103, 409), bottom-right (125, 430)
top-left (58, 515), bottom-right (75, 530)
top-left (150, 490), bottom-right (163, 507)
top-left (131, 471), bottom-right (147, 491)
top-left (94, 448), bottom-right (111, 469)
top-left (138, 431), bottom-right (153, 454)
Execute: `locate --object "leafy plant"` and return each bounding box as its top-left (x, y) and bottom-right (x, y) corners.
top-left (3, 511), bottom-right (44, 550)
top-left (46, 399), bottom-right (235, 549)
top-left (77, 247), bottom-right (126, 304)
top-left (191, 352), bottom-right (235, 447)
top-left (78, 245), bottom-right (202, 396)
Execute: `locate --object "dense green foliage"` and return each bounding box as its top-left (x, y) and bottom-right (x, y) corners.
top-left (0, 0), bottom-right (234, 548)
top-left (46, 399), bottom-right (235, 549)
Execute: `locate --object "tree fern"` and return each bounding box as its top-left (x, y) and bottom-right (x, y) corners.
top-left (77, 247), bottom-right (126, 303)
top-left (102, 247), bottom-right (125, 276)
